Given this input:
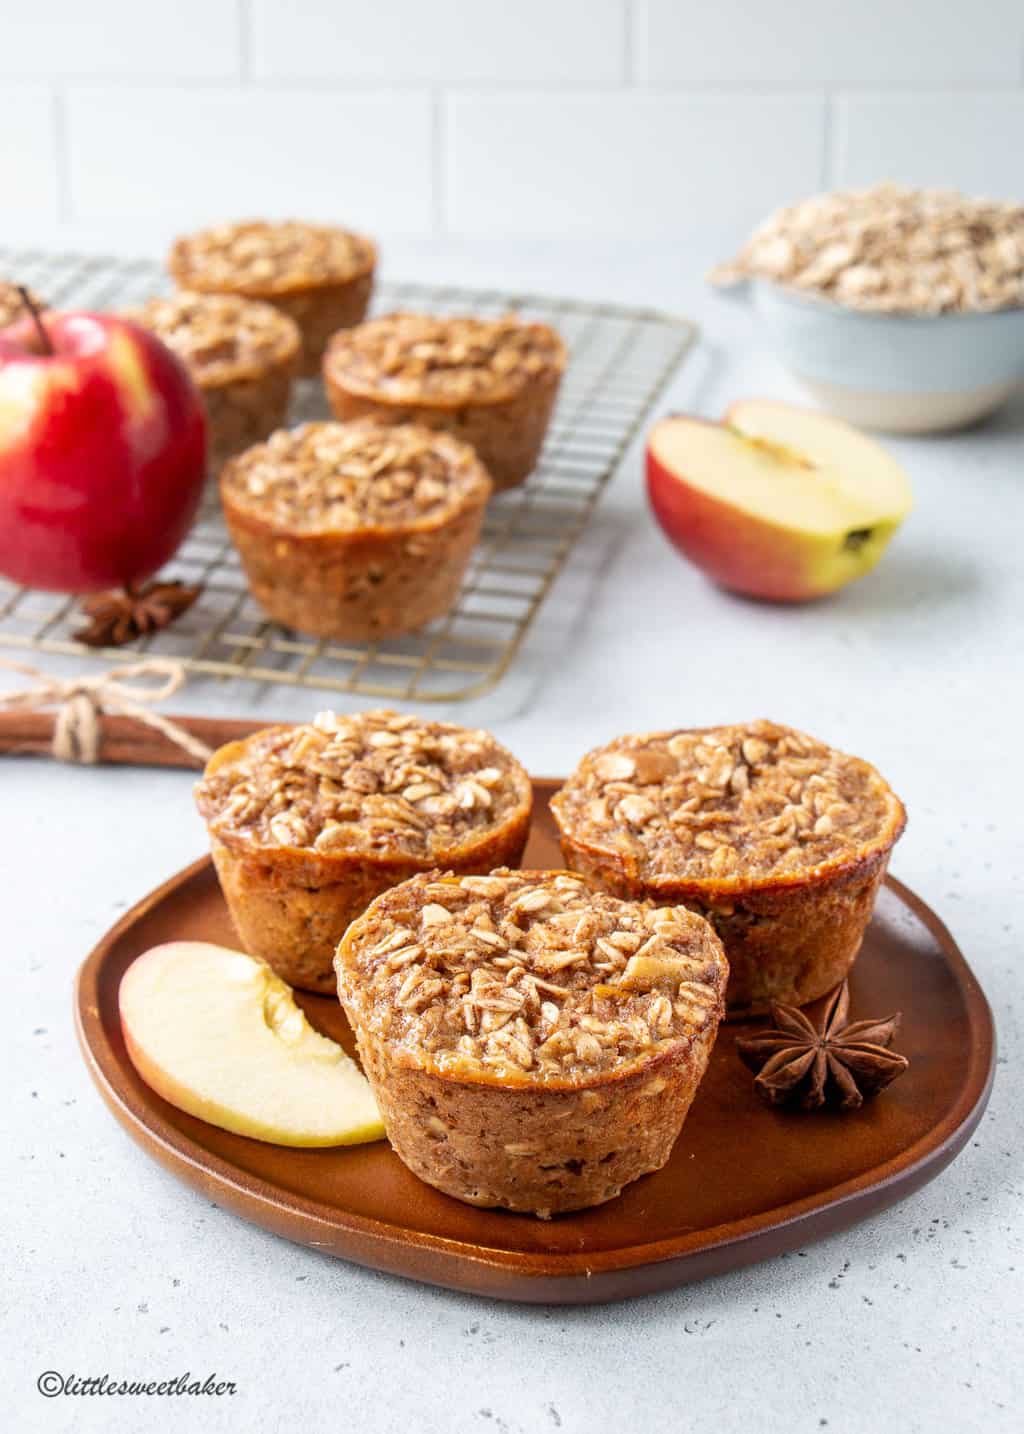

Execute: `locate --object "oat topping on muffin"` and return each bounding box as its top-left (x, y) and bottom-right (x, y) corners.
top-left (220, 420), bottom-right (491, 533)
top-left (169, 220), bottom-right (375, 295)
top-left (338, 869), bottom-right (727, 1083)
top-left (195, 710), bottom-right (531, 859)
top-left (552, 720), bottom-right (905, 885)
top-left (325, 312), bottom-right (565, 403)
top-left (123, 291), bottom-right (299, 386)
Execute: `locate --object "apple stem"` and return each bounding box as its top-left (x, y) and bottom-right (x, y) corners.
top-left (17, 286), bottom-right (54, 356)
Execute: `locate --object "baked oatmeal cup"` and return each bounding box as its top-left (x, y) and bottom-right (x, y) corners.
top-left (551, 720), bottom-right (905, 1017)
top-left (323, 312), bottom-right (566, 491)
top-left (220, 419), bottom-right (491, 640)
top-left (194, 710), bottom-right (532, 994)
top-left (168, 220), bottom-right (376, 375)
top-left (336, 868), bottom-right (728, 1217)
top-left (124, 292), bottom-right (300, 476)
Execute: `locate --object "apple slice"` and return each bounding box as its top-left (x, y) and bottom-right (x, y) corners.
top-left (646, 399), bottom-right (912, 600)
top-left (119, 941), bottom-right (383, 1147)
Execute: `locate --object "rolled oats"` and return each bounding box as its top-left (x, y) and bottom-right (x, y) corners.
top-left (123, 291), bottom-right (299, 387)
top-left (337, 869), bottom-right (727, 1082)
top-left (221, 418), bottom-right (490, 534)
top-left (195, 710), bottom-right (531, 861)
top-left (710, 184), bottom-right (1024, 315)
top-left (169, 220), bottom-right (375, 296)
top-left (324, 312), bottom-right (565, 404)
top-left (552, 719), bottom-right (905, 885)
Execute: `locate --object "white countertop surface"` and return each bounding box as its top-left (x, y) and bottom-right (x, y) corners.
top-left (5, 237), bottom-right (1021, 1434)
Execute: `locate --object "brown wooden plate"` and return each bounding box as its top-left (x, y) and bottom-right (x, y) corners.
top-left (75, 780), bottom-right (995, 1304)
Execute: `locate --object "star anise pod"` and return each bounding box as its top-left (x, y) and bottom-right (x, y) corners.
top-left (736, 981), bottom-right (909, 1112)
top-left (75, 580), bottom-right (201, 648)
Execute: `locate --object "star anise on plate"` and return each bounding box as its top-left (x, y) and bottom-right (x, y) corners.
top-left (736, 980), bottom-right (909, 1112)
top-left (75, 580), bottom-right (201, 648)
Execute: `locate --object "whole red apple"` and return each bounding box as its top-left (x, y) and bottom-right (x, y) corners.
top-left (0, 306), bottom-right (206, 592)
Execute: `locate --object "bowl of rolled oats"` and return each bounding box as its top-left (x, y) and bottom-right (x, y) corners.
top-left (710, 184), bottom-right (1024, 433)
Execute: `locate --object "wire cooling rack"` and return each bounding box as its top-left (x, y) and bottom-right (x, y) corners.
top-left (0, 248), bottom-right (697, 700)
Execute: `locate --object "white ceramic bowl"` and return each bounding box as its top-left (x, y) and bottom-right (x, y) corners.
top-left (738, 280), bottom-right (1024, 433)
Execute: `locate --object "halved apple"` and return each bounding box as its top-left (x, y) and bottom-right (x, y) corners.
top-left (646, 399), bottom-right (912, 601)
top-left (119, 941), bottom-right (383, 1147)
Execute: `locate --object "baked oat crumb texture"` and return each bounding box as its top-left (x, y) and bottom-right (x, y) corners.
top-left (170, 220), bottom-right (375, 295)
top-left (221, 419), bottom-right (490, 533)
top-left (552, 719), bottom-right (903, 886)
top-left (123, 291), bottom-right (298, 386)
top-left (325, 311), bottom-right (564, 403)
top-left (338, 869), bottom-right (727, 1084)
top-left (195, 711), bottom-right (529, 860)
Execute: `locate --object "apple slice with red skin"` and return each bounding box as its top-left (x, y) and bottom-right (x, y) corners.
top-left (0, 310), bottom-right (206, 592)
top-left (646, 399), bottom-right (912, 602)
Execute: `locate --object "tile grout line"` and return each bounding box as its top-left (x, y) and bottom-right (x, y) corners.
top-left (52, 87), bottom-right (72, 224)
top-left (623, 0), bottom-right (637, 88)
top-left (821, 92), bottom-right (833, 188)
top-left (432, 90), bottom-right (447, 237)
top-left (238, 0), bottom-right (251, 84)
top-left (824, 92), bottom-right (843, 188)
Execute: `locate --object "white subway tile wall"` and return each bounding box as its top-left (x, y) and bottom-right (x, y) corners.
top-left (446, 94), bottom-right (827, 235)
top-left (835, 94), bottom-right (1024, 199)
top-left (3, 0), bottom-right (1023, 240)
top-left (2, 87), bottom-right (61, 219)
top-left (639, 1), bottom-right (1024, 88)
top-left (65, 89), bottom-right (434, 231)
top-left (0, 2), bottom-right (241, 81)
top-left (250, 0), bottom-right (626, 86)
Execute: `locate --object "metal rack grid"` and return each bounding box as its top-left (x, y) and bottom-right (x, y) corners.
top-left (0, 248), bottom-right (697, 701)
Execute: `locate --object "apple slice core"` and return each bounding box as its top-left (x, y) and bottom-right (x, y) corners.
top-left (119, 941), bottom-right (384, 1148)
top-left (726, 398), bottom-right (912, 535)
top-left (650, 410), bottom-right (911, 538)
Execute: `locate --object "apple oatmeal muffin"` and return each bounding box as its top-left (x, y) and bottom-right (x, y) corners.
top-left (168, 220), bottom-right (376, 375)
top-left (195, 710), bottom-right (532, 994)
top-left (123, 292), bottom-right (300, 476)
top-left (336, 869), bottom-right (728, 1216)
top-left (323, 312), bottom-right (566, 490)
top-left (551, 720), bottom-right (905, 1016)
top-left (220, 419), bottom-right (491, 640)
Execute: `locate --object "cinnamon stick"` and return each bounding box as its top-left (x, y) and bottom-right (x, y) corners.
top-left (0, 710), bottom-right (276, 769)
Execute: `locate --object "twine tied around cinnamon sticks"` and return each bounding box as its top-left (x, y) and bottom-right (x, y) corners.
top-left (0, 657), bottom-right (213, 767)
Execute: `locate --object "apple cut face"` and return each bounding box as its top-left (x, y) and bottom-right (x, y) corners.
top-left (646, 401), bottom-right (912, 601)
top-left (119, 941), bottom-right (383, 1148)
top-left (724, 399), bottom-right (913, 528)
